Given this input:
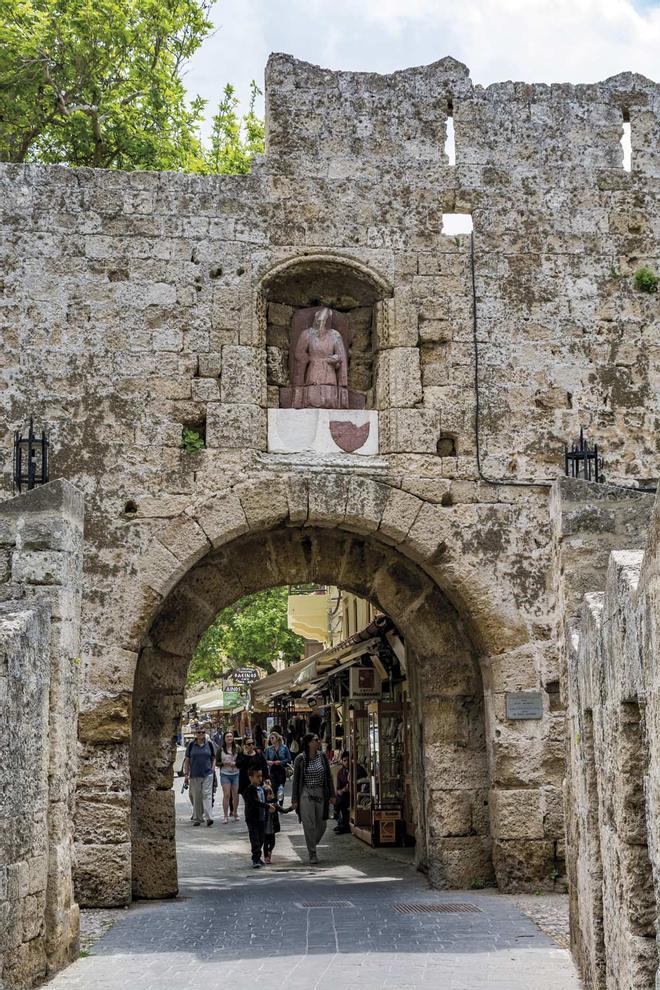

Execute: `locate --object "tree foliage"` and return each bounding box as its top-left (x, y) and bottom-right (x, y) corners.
top-left (204, 81), bottom-right (264, 174)
top-left (0, 0), bottom-right (264, 173)
top-left (187, 587), bottom-right (305, 685)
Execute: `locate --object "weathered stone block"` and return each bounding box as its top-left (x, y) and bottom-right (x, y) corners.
top-left (75, 791), bottom-right (131, 846)
top-left (158, 515), bottom-right (210, 567)
top-left (74, 842), bottom-right (131, 907)
top-left (344, 477), bottom-right (388, 533)
top-left (375, 348), bottom-right (422, 408)
top-left (236, 477), bottom-right (289, 531)
top-left (493, 838), bottom-right (556, 889)
top-left (11, 550), bottom-right (66, 586)
top-left (220, 345), bottom-right (266, 405)
top-left (307, 475), bottom-right (350, 527)
top-left (206, 403), bottom-right (267, 450)
top-left (191, 377), bottom-right (220, 401)
top-left (131, 839), bottom-right (177, 900)
top-left (379, 408), bottom-right (440, 453)
top-left (138, 540), bottom-right (184, 597)
top-left (490, 788), bottom-right (544, 840)
top-left (193, 491), bottom-right (249, 548)
top-left (78, 693), bottom-right (131, 744)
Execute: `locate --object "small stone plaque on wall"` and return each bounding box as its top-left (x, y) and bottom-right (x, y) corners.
top-left (505, 691), bottom-right (544, 720)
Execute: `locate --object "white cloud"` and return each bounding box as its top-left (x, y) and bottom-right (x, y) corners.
top-left (185, 0), bottom-right (660, 137)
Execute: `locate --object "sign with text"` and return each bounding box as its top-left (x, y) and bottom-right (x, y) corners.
top-left (229, 667), bottom-right (259, 685)
top-left (505, 691), bottom-right (544, 720)
top-left (349, 666), bottom-right (382, 700)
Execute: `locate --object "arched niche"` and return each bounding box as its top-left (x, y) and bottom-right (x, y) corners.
top-left (259, 254), bottom-right (393, 408)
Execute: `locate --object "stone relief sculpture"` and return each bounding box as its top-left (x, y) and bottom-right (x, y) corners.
top-left (279, 304), bottom-right (366, 409)
top-left (292, 306), bottom-right (348, 409)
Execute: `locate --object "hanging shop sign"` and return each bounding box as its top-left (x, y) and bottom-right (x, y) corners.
top-left (349, 665), bottom-right (382, 700)
top-left (230, 667), bottom-right (260, 685)
top-left (222, 689), bottom-right (243, 707)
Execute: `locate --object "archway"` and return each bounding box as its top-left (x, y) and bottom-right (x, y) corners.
top-left (131, 524), bottom-right (491, 899)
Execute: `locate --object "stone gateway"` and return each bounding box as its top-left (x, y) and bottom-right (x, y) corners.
top-left (0, 53), bottom-right (658, 990)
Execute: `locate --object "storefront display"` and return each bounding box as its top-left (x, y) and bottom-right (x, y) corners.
top-left (348, 699), bottom-right (409, 847)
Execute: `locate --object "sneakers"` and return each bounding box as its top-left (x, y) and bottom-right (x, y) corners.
top-left (252, 861), bottom-right (262, 869)
top-left (193, 821), bottom-right (201, 827)
top-left (206, 819), bottom-right (214, 827)
top-left (264, 853), bottom-right (272, 864)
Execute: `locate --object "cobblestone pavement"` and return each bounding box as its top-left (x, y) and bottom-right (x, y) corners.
top-left (52, 783), bottom-right (582, 989)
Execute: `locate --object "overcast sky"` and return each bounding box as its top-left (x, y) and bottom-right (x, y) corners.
top-left (185, 0), bottom-right (660, 135)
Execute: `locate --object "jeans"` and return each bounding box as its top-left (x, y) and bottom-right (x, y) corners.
top-left (248, 822), bottom-right (265, 863)
top-left (300, 788), bottom-right (326, 859)
top-left (189, 773), bottom-right (213, 823)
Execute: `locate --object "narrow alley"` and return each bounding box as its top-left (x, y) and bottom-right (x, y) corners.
top-left (45, 784), bottom-right (582, 990)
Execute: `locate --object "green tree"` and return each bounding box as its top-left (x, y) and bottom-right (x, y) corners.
top-left (202, 81), bottom-right (264, 174)
top-left (187, 587), bottom-right (305, 685)
top-left (0, 0), bottom-right (210, 168)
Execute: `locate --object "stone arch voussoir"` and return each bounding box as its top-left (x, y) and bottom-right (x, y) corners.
top-left (135, 472), bottom-right (529, 661)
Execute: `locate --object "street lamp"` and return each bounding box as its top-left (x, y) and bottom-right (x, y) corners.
top-left (13, 418), bottom-right (49, 493)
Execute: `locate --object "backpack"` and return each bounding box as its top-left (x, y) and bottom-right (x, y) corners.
top-left (186, 739), bottom-right (214, 760)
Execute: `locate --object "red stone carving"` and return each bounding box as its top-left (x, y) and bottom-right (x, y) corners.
top-left (279, 305), bottom-right (366, 410)
top-left (329, 420), bottom-right (370, 453)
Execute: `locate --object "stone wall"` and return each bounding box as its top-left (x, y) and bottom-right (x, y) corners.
top-left (0, 481), bottom-right (83, 989)
top-left (562, 485), bottom-right (660, 988)
top-left (0, 55), bottom-right (657, 911)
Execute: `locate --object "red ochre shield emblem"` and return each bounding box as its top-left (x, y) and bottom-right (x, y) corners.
top-left (329, 420), bottom-right (370, 453)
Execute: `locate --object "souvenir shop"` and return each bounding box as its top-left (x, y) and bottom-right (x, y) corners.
top-left (252, 617), bottom-right (417, 848)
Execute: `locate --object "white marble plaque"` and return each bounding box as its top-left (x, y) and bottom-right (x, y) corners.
top-left (268, 408), bottom-right (378, 456)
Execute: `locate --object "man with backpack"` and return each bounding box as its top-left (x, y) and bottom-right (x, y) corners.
top-left (183, 728), bottom-right (216, 826)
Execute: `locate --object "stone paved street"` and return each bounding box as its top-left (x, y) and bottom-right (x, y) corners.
top-left (48, 784), bottom-right (582, 990)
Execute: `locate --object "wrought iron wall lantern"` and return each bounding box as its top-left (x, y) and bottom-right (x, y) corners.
top-left (13, 418), bottom-right (49, 493)
top-left (565, 427), bottom-right (603, 483)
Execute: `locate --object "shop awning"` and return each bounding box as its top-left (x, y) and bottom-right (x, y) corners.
top-left (198, 697), bottom-right (226, 712)
top-left (185, 687), bottom-right (225, 710)
top-left (250, 655), bottom-right (317, 707)
top-left (251, 615), bottom-right (395, 707)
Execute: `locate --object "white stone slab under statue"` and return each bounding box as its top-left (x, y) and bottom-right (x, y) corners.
top-left (268, 409), bottom-right (378, 456)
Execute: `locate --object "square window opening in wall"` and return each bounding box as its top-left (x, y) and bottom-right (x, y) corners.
top-left (442, 213), bottom-right (473, 235)
top-left (620, 116), bottom-right (631, 172)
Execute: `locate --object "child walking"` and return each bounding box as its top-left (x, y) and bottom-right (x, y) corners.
top-left (243, 765), bottom-right (275, 869)
top-left (263, 781), bottom-right (293, 864)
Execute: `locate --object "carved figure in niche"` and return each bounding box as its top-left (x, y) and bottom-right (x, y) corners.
top-left (292, 306), bottom-right (348, 409)
top-left (279, 305), bottom-right (366, 409)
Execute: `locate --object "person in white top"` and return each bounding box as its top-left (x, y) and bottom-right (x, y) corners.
top-left (219, 729), bottom-right (241, 823)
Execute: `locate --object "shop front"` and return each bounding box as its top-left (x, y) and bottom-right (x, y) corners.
top-left (252, 616), bottom-right (416, 849)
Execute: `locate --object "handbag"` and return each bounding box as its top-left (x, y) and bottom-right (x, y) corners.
top-left (285, 762), bottom-right (294, 779)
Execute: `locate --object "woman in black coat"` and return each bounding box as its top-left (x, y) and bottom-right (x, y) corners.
top-left (237, 736), bottom-right (269, 797)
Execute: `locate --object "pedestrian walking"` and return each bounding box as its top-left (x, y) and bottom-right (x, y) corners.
top-left (291, 731), bottom-right (335, 865)
top-left (237, 736), bottom-right (269, 798)
top-left (333, 751), bottom-right (351, 834)
top-left (264, 730), bottom-right (292, 799)
top-left (183, 728), bottom-right (216, 826)
top-left (262, 781), bottom-right (293, 864)
top-left (243, 764), bottom-right (275, 869)
top-left (218, 729), bottom-right (241, 824)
